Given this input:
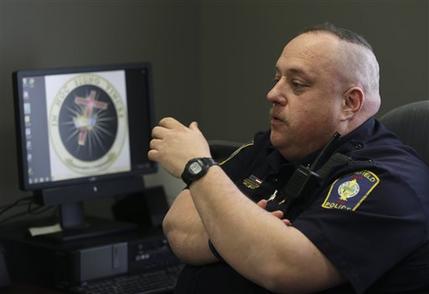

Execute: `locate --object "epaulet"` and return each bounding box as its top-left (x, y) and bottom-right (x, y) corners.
top-left (219, 142), bottom-right (254, 166)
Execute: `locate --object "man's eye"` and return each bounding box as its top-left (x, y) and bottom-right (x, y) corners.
top-left (291, 80), bottom-right (308, 91)
top-left (291, 80), bottom-right (307, 90)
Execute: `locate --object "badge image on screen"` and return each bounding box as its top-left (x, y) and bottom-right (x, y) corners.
top-left (45, 71), bottom-right (131, 181)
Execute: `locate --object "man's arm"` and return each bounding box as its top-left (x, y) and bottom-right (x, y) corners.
top-left (163, 189), bottom-right (218, 265)
top-left (189, 165), bottom-right (344, 293)
top-left (149, 118), bottom-right (345, 293)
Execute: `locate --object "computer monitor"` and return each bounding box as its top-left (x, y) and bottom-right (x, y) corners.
top-left (12, 63), bottom-right (157, 241)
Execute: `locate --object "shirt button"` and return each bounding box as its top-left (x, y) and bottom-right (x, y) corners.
top-left (354, 143), bottom-right (364, 150)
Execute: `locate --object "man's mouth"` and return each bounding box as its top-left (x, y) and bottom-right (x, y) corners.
top-left (271, 115), bottom-right (282, 121)
top-left (270, 110), bottom-right (287, 124)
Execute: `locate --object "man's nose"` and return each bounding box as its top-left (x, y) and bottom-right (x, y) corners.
top-left (266, 79), bottom-right (287, 105)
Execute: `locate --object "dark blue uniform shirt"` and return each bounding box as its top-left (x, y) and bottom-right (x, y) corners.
top-left (175, 118), bottom-right (429, 293)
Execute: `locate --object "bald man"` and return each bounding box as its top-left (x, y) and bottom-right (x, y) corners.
top-left (149, 23), bottom-right (429, 293)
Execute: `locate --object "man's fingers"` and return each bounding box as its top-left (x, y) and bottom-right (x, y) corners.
top-left (153, 118), bottom-right (189, 139)
top-left (150, 138), bottom-right (162, 150)
top-left (151, 126), bottom-right (168, 139)
top-left (147, 149), bottom-right (159, 161)
top-left (189, 121), bottom-right (201, 132)
top-left (257, 199), bottom-right (291, 225)
top-left (271, 210), bottom-right (284, 219)
top-left (159, 117), bottom-right (183, 128)
top-left (189, 121), bottom-right (198, 129)
top-left (257, 200), bottom-right (284, 219)
top-left (257, 199), bottom-right (267, 209)
top-left (283, 219), bottom-right (292, 226)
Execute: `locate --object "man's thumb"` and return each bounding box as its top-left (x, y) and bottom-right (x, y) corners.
top-left (189, 121), bottom-right (199, 130)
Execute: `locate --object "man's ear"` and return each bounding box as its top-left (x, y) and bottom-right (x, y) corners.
top-left (341, 87), bottom-right (364, 121)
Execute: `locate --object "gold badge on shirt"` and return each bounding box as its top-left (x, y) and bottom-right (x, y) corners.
top-left (242, 175), bottom-right (263, 190)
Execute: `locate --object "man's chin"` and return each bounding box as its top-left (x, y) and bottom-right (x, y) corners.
top-left (269, 131), bottom-right (286, 148)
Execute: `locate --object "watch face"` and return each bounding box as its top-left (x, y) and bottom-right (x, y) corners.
top-left (189, 161), bottom-right (203, 175)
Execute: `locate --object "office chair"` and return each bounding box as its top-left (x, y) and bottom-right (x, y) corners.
top-left (380, 100), bottom-right (429, 165)
top-left (209, 140), bottom-right (244, 163)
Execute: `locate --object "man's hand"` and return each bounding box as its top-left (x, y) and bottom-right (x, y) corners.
top-left (257, 199), bottom-right (292, 226)
top-left (148, 117), bottom-right (211, 178)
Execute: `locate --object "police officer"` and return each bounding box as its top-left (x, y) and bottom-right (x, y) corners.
top-left (148, 23), bottom-right (429, 293)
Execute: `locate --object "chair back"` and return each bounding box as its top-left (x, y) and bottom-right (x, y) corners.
top-left (209, 140), bottom-right (243, 162)
top-left (380, 100), bottom-right (429, 165)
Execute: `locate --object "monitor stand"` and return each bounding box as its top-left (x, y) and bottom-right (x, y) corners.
top-left (34, 176), bottom-right (146, 242)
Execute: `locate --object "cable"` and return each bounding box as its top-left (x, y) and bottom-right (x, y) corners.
top-left (0, 196), bottom-right (57, 225)
top-left (27, 201), bottom-right (57, 216)
top-left (0, 196), bottom-right (33, 216)
top-left (0, 204), bottom-right (56, 225)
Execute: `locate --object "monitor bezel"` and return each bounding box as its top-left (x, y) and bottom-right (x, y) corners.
top-left (13, 62), bottom-right (157, 192)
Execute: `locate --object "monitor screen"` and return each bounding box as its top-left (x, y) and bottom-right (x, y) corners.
top-left (13, 63), bottom-right (156, 192)
top-left (12, 63), bottom-right (157, 241)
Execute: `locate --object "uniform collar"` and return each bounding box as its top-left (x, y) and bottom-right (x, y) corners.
top-left (336, 117), bottom-right (376, 153)
top-left (266, 149), bottom-right (292, 174)
top-left (265, 138), bottom-right (319, 174)
top-left (265, 117), bottom-right (376, 173)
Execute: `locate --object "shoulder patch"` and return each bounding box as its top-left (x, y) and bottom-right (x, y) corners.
top-left (321, 170), bottom-right (380, 211)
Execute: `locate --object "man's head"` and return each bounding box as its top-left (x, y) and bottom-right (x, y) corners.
top-left (267, 23), bottom-right (380, 160)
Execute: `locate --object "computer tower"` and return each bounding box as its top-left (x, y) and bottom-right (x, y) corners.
top-left (0, 226), bottom-right (180, 290)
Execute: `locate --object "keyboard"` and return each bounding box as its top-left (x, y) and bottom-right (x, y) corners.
top-left (69, 265), bottom-right (183, 294)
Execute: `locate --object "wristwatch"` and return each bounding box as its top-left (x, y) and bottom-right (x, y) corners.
top-left (181, 157), bottom-right (217, 186)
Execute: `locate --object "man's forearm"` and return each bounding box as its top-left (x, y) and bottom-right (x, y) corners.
top-left (163, 190), bottom-right (218, 265)
top-left (188, 165), bottom-right (343, 292)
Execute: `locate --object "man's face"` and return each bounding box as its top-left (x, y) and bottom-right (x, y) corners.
top-left (267, 32), bottom-right (347, 160)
